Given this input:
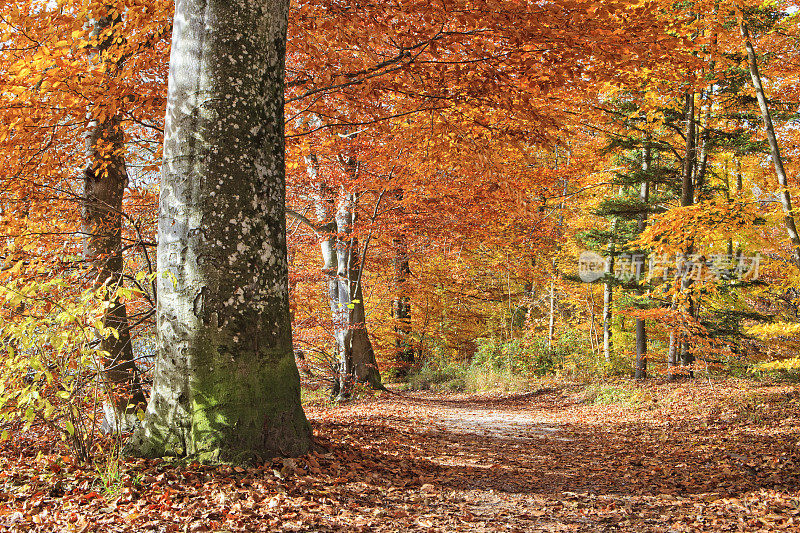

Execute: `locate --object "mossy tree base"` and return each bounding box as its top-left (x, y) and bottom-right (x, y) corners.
top-left (125, 0), bottom-right (311, 462)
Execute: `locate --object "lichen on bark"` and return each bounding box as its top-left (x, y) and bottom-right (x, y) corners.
top-left (126, 0), bottom-right (311, 462)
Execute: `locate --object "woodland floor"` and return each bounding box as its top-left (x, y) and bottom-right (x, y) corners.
top-left (1, 378), bottom-right (800, 532)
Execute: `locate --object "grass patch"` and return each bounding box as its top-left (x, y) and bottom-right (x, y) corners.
top-left (404, 362), bottom-right (532, 393)
top-left (300, 385), bottom-right (332, 407)
top-left (462, 366), bottom-right (529, 393)
top-left (577, 383), bottom-right (649, 407)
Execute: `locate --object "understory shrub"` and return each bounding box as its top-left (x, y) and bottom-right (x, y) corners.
top-left (0, 268), bottom-right (136, 462)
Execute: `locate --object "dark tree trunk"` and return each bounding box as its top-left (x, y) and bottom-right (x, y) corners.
top-left (84, 10), bottom-right (145, 431)
top-left (635, 143), bottom-right (650, 380)
top-left (669, 92), bottom-right (697, 380)
top-left (127, 0), bottom-right (311, 462)
top-left (391, 190), bottom-right (413, 377)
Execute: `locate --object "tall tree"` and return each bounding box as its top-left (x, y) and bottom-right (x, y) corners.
top-left (738, 5), bottom-right (800, 269)
top-left (127, 0), bottom-right (311, 462)
top-left (289, 134), bottom-right (383, 397)
top-left (391, 190), bottom-right (414, 376)
top-left (83, 5), bottom-right (146, 432)
top-left (635, 141), bottom-right (650, 380)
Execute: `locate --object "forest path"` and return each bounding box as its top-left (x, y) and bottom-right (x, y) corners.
top-left (303, 381), bottom-right (800, 532)
top-left (2, 381), bottom-right (798, 532)
top-left (388, 389), bottom-right (567, 442)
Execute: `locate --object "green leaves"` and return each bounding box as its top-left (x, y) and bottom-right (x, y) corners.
top-left (0, 268), bottom-right (135, 461)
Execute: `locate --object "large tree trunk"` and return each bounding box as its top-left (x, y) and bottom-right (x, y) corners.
top-left (84, 9), bottom-right (145, 432)
top-left (127, 0), bottom-right (311, 462)
top-left (739, 14), bottom-right (800, 268)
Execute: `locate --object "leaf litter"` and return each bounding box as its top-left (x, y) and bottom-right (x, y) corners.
top-left (0, 379), bottom-right (799, 531)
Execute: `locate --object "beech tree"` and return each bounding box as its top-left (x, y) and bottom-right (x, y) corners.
top-left (127, 0), bottom-right (311, 461)
top-left (290, 146), bottom-right (382, 398)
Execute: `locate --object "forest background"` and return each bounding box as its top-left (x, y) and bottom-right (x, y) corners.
top-left (1, 0), bottom-right (800, 457)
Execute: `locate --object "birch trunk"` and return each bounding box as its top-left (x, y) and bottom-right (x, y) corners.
top-left (127, 0), bottom-right (311, 462)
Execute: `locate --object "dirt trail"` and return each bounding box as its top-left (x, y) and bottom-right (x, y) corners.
top-left (305, 382), bottom-right (800, 532)
top-left (1, 381), bottom-right (798, 532)
top-left (398, 392), bottom-right (567, 442)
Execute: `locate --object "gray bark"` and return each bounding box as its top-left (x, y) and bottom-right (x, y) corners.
top-left (303, 153), bottom-right (382, 398)
top-left (127, 0), bottom-right (311, 462)
top-left (635, 143), bottom-right (650, 380)
top-left (740, 17), bottom-right (800, 268)
top-left (331, 186), bottom-right (382, 397)
top-left (84, 9), bottom-right (145, 432)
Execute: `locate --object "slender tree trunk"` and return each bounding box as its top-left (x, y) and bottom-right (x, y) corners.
top-left (681, 92), bottom-right (697, 207)
top-left (548, 279), bottom-right (556, 350)
top-left (84, 9), bottom-right (144, 432)
top-left (695, 89), bottom-right (712, 200)
top-left (331, 186), bottom-right (382, 398)
top-left (635, 143), bottom-right (650, 380)
top-left (548, 173), bottom-right (569, 351)
top-left (391, 193), bottom-right (414, 376)
top-left (127, 0), bottom-right (311, 462)
top-left (669, 92), bottom-right (698, 379)
top-left (602, 218), bottom-right (616, 364)
top-left (739, 14), bottom-right (800, 268)
top-left (301, 153), bottom-right (382, 397)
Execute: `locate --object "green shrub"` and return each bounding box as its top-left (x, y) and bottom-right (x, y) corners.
top-left (0, 270), bottom-right (135, 462)
top-left (406, 360), bottom-right (466, 391)
top-left (578, 384), bottom-right (647, 406)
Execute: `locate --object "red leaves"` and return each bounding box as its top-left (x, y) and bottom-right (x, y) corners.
top-left (0, 381), bottom-right (800, 530)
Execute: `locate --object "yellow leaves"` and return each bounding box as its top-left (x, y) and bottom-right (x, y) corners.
top-left (753, 358), bottom-right (800, 373)
top-left (748, 323), bottom-right (800, 339)
top-left (8, 260), bottom-right (24, 276)
top-left (634, 199), bottom-right (765, 255)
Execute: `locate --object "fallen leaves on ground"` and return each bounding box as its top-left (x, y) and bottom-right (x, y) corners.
top-left (0, 378), bottom-right (799, 531)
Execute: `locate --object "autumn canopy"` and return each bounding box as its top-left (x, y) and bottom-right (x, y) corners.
top-left (0, 0), bottom-right (799, 467)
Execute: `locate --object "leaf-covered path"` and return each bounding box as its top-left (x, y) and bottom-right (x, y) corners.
top-left (1, 380), bottom-right (800, 531)
top-left (308, 382), bottom-right (800, 531)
